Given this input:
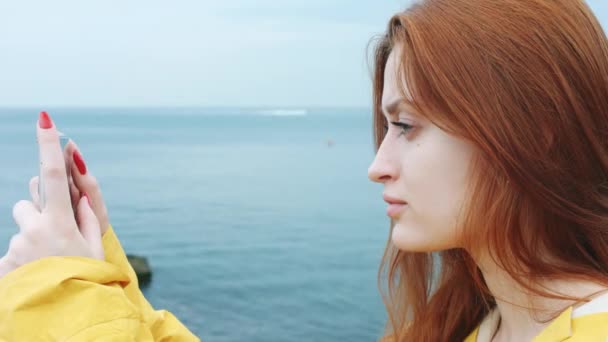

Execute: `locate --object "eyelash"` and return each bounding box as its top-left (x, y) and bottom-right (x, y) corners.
top-left (383, 121), bottom-right (414, 137)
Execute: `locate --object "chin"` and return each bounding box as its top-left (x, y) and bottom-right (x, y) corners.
top-left (390, 221), bottom-right (451, 252)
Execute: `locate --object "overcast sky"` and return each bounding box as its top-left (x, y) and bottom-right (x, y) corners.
top-left (0, 0), bottom-right (605, 108)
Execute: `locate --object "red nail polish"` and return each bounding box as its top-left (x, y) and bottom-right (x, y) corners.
top-left (39, 111), bottom-right (53, 129)
top-left (83, 192), bottom-right (92, 207)
top-left (73, 150), bottom-right (87, 175)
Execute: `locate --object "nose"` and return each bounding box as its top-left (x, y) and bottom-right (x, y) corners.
top-left (368, 139), bottom-right (399, 184)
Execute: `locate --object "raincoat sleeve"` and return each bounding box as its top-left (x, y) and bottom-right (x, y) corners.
top-left (0, 225), bottom-right (199, 341)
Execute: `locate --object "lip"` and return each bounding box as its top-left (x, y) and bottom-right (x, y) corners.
top-left (383, 194), bottom-right (408, 218)
top-left (383, 194), bottom-right (408, 205)
top-left (386, 203), bottom-right (407, 217)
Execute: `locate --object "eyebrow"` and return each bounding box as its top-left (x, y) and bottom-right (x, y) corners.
top-left (383, 98), bottom-right (409, 117)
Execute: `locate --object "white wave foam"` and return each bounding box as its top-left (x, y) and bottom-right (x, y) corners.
top-left (258, 109), bottom-right (308, 117)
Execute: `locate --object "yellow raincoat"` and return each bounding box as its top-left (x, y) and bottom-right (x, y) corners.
top-left (464, 306), bottom-right (608, 342)
top-left (380, 307), bottom-right (608, 342)
top-left (0, 226), bottom-right (200, 341)
top-left (3, 225), bottom-right (607, 341)
top-left (381, 300), bottom-right (608, 341)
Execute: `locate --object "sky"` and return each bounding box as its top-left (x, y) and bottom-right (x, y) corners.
top-left (0, 0), bottom-right (605, 108)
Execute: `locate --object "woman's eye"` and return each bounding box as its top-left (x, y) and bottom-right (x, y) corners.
top-left (390, 121), bottom-right (414, 136)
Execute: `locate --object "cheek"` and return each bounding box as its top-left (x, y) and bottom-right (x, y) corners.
top-left (407, 149), bottom-right (465, 218)
top-left (415, 135), bottom-right (471, 218)
top-left (411, 170), bottom-right (466, 231)
top-left (391, 141), bottom-right (471, 251)
top-left (391, 170), bottom-right (465, 251)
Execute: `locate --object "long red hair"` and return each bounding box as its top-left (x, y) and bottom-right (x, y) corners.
top-left (371, 1), bottom-right (608, 341)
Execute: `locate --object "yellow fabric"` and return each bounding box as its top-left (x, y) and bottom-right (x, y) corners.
top-left (464, 307), bottom-right (608, 342)
top-left (0, 226), bottom-right (200, 341)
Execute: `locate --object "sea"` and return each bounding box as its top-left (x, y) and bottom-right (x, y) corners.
top-left (0, 107), bottom-right (389, 341)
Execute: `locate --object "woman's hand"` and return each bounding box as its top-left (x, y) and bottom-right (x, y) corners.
top-left (29, 140), bottom-right (111, 235)
top-left (0, 112), bottom-right (104, 279)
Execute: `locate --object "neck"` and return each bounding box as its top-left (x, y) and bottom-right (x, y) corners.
top-left (474, 254), bottom-right (605, 341)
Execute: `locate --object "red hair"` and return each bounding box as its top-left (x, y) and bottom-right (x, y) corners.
top-left (371, 0), bottom-right (608, 340)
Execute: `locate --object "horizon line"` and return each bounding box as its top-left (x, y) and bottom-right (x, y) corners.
top-left (0, 105), bottom-right (372, 110)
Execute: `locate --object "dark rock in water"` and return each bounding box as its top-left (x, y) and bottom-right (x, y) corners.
top-left (126, 254), bottom-right (152, 287)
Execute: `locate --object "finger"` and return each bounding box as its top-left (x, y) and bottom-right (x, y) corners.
top-left (64, 140), bottom-right (77, 210)
top-left (70, 180), bottom-right (81, 213)
top-left (12, 200), bottom-right (40, 235)
top-left (63, 139), bottom-right (75, 176)
top-left (69, 141), bottom-right (89, 182)
top-left (77, 195), bottom-right (104, 260)
top-left (29, 176), bottom-right (40, 208)
top-left (70, 142), bottom-right (110, 233)
top-left (6, 235), bottom-right (28, 266)
top-left (0, 256), bottom-right (16, 279)
top-left (37, 111), bottom-right (71, 214)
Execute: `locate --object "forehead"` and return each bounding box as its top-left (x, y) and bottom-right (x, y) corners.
top-left (383, 49), bottom-right (400, 97)
top-left (382, 47), bottom-right (410, 111)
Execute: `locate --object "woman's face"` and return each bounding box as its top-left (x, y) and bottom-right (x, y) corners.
top-left (368, 47), bottom-right (476, 252)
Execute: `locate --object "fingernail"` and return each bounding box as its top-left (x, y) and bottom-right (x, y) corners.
top-left (83, 192), bottom-right (92, 207)
top-left (73, 150), bottom-right (87, 175)
top-left (39, 111), bottom-right (53, 129)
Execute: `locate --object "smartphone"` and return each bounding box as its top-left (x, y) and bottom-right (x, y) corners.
top-left (38, 131), bottom-right (71, 210)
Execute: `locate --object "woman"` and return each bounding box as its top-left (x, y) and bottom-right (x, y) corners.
top-left (2, 0), bottom-right (608, 341)
top-left (370, 0), bottom-right (608, 340)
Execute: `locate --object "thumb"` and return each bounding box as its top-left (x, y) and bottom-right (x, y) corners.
top-left (76, 194), bottom-right (104, 260)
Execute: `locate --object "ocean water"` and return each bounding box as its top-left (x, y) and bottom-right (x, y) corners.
top-left (0, 107), bottom-right (389, 341)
